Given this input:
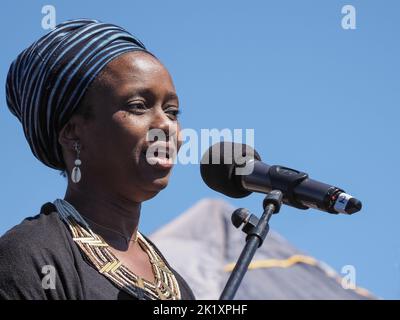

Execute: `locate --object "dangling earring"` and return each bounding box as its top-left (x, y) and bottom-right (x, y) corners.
top-left (71, 141), bottom-right (82, 183)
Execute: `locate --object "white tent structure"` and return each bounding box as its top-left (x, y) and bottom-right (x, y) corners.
top-left (150, 199), bottom-right (374, 300)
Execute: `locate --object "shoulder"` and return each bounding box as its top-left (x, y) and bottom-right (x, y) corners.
top-left (0, 203), bottom-right (74, 299)
top-left (0, 203), bottom-right (72, 258)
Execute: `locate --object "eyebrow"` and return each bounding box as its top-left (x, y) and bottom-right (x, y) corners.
top-left (165, 91), bottom-right (179, 102)
top-left (125, 88), bottom-right (179, 103)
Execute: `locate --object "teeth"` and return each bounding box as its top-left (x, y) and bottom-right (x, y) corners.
top-left (143, 142), bottom-right (176, 165)
top-left (146, 156), bottom-right (172, 166)
top-left (155, 158), bottom-right (170, 165)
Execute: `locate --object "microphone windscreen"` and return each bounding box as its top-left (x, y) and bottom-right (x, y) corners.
top-left (200, 142), bottom-right (261, 198)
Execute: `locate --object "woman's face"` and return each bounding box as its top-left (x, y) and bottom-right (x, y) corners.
top-left (71, 51), bottom-right (181, 202)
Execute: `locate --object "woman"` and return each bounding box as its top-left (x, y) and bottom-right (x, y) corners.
top-left (0, 19), bottom-right (195, 300)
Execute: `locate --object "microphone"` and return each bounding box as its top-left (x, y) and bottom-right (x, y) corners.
top-left (200, 142), bottom-right (362, 215)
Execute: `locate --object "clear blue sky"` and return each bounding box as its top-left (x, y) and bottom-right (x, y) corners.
top-left (1, 0), bottom-right (399, 299)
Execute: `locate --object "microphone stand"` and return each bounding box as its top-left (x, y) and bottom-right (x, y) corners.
top-left (219, 190), bottom-right (283, 300)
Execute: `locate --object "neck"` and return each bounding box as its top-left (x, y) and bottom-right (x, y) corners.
top-left (64, 184), bottom-right (141, 251)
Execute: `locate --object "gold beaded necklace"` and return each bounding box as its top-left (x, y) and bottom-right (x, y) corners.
top-left (54, 199), bottom-right (181, 300)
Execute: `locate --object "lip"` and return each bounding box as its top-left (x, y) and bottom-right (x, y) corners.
top-left (142, 141), bottom-right (177, 170)
top-left (145, 156), bottom-right (174, 170)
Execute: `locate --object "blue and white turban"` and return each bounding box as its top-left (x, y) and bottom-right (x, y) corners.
top-left (6, 19), bottom-right (150, 170)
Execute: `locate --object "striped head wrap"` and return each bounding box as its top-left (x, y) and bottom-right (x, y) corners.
top-left (6, 19), bottom-right (150, 170)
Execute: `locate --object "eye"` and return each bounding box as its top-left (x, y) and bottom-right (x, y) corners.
top-left (127, 101), bottom-right (147, 113)
top-left (165, 106), bottom-right (181, 120)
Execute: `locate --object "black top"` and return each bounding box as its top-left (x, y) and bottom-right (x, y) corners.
top-left (0, 202), bottom-right (195, 300)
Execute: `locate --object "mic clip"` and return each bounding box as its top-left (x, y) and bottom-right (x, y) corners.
top-left (268, 165), bottom-right (309, 210)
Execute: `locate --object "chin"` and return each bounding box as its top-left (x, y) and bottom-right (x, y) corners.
top-left (150, 176), bottom-right (170, 191)
top-left (138, 177), bottom-right (170, 202)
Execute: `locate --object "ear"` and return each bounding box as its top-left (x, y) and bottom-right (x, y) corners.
top-left (58, 115), bottom-right (85, 150)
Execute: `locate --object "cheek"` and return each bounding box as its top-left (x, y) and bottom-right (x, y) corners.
top-left (110, 112), bottom-right (150, 155)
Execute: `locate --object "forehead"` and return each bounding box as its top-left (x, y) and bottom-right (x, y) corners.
top-left (97, 51), bottom-right (175, 92)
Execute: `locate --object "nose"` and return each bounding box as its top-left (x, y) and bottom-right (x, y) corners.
top-left (149, 108), bottom-right (178, 141)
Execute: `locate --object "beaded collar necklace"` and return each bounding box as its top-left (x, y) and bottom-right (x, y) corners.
top-left (53, 199), bottom-right (181, 300)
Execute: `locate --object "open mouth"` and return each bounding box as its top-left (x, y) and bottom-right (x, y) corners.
top-left (142, 141), bottom-right (176, 168)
